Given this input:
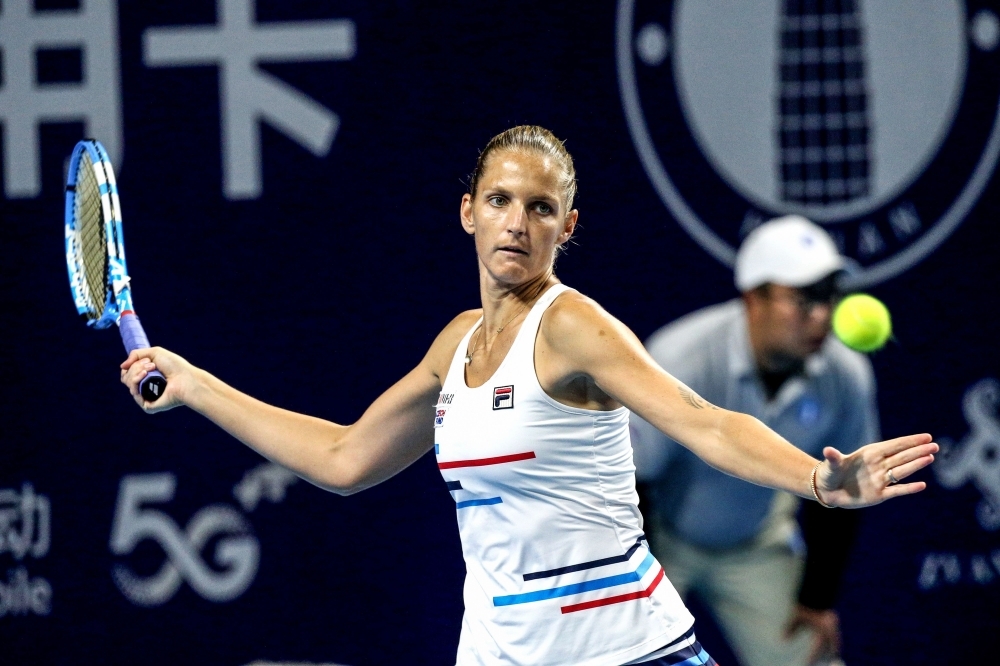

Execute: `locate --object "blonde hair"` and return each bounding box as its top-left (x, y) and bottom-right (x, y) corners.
top-left (468, 125), bottom-right (578, 211)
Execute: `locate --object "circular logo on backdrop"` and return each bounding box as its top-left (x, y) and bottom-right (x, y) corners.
top-left (616, 0), bottom-right (1000, 286)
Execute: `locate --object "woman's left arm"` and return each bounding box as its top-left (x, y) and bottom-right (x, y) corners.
top-left (540, 294), bottom-right (937, 507)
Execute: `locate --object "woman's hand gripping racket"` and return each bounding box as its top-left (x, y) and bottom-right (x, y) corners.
top-left (65, 139), bottom-right (166, 402)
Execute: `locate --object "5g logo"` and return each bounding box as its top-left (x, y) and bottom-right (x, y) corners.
top-left (109, 473), bottom-right (260, 607)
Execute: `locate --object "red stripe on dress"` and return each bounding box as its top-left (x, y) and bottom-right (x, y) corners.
top-left (559, 566), bottom-right (665, 614)
top-left (437, 451), bottom-right (536, 469)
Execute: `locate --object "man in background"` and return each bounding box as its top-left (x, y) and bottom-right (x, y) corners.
top-left (632, 215), bottom-right (879, 666)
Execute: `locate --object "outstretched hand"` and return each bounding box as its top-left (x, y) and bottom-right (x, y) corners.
top-left (120, 347), bottom-right (192, 413)
top-left (816, 434), bottom-right (938, 508)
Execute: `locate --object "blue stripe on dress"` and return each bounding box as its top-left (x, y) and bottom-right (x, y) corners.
top-left (494, 550), bottom-right (655, 606)
top-left (456, 497), bottom-right (502, 509)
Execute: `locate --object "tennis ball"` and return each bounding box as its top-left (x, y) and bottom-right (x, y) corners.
top-left (832, 294), bottom-right (892, 352)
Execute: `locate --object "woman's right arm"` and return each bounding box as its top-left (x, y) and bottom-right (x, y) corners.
top-left (120, 311), bottom-right (478, 495)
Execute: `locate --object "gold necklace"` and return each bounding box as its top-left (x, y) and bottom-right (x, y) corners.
top-left (464, 283), bottom-right (546, 365)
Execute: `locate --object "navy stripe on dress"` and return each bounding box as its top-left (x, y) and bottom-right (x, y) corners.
top-left (523, 536), bottom-right (646, 581)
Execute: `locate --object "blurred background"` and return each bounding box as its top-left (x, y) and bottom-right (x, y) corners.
top-left (1, 0), bottom-right (998, 663)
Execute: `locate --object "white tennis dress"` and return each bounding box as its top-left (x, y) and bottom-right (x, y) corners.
top-left (434, 284), bottom-right (694, 666)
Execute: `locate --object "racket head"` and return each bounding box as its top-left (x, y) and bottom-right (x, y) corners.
top-left (65, 139), bottom-right (134, 329)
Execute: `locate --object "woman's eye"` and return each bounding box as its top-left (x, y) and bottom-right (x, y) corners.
top-left (488, 196), bottom-right (505, 207)
top-left (535, 203), bottom-right (553, 215)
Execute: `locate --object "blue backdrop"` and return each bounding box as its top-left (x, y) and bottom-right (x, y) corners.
top-left (2, 1), bottom-right (999, 663)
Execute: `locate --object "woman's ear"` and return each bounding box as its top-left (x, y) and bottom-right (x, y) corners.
top-left (558, 209), bottom-right (579, 245)
top-left (460, 193), bottom-right (476, 236)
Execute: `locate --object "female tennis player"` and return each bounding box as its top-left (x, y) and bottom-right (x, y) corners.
top-left (121, 126), bottom-right (937, 666)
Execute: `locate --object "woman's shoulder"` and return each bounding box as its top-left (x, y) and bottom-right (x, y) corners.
top-left (444, 308), bottom-right (483, 334)
top-left (543, 288), bottom-right (611, 328)
top-left (434, 308), bottom-right (482, 346)
top-left (539, 288), bottom-right (627, 351)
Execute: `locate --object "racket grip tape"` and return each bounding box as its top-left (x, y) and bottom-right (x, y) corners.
top-left (119, 312), bottom-right (167, 402)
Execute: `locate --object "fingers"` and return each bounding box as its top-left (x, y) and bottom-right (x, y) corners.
top-left (120, 349), bottom-right (141, 369)
top-left (120, 347), bottom-right (167, 392)
top-left (876, 438), bottom-right (937, 498)
top-left (873, 433), bottom-right (934, 457)
top-left (886, 452), bottom-right (936, 481)
top-left (118, 346), bottom-right (187, 414)
top-left (120, 347), bottom-right (158, 371)
top-left (124, 361), bottom-right (173, 413)
top-left (121, 358), bottom-right (156, 383)
top-left (884, 443), bottom-right (939, 471)
top-left (881, 479), bottom-right (927, 499)
top-left (852, 435), bottom-right (938, 499)
top-left (121, 358), bottom-right (157, 398)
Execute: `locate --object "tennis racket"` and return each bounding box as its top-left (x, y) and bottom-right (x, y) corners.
top-left (65, 139), bottom-right (166, 402)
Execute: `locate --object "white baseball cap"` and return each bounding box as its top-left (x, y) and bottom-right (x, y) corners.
top-left (734, 215), bottom-right (844, 292)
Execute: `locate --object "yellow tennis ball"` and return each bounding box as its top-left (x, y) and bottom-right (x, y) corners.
top-left (833, 294), bottom-right (892, 352)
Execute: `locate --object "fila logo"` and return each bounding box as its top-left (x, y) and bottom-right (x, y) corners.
top-left (493, 386), bottom-right (514, 410)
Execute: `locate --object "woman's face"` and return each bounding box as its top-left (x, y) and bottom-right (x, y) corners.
top-left (460, 149), bottom-right (577, 288)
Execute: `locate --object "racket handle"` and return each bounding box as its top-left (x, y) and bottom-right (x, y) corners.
top-left (120, 312), bottom-right (167, 402)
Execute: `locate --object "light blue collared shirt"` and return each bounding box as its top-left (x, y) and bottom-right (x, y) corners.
top-left (630, 299), bottom-right (880, 549)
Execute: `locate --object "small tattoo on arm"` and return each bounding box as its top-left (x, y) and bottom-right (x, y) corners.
top-left (679, 386), bottom-right (719, 410)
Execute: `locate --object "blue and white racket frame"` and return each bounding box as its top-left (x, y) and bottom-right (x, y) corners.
top-left (65, 139), bottom-right (167, 402)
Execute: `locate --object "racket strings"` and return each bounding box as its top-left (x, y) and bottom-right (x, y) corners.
top-left (75, 152), bottom-right (108, 319)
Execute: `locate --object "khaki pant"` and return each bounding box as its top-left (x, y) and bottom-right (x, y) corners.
top-left (647, 494), bottom-right (816, 666)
